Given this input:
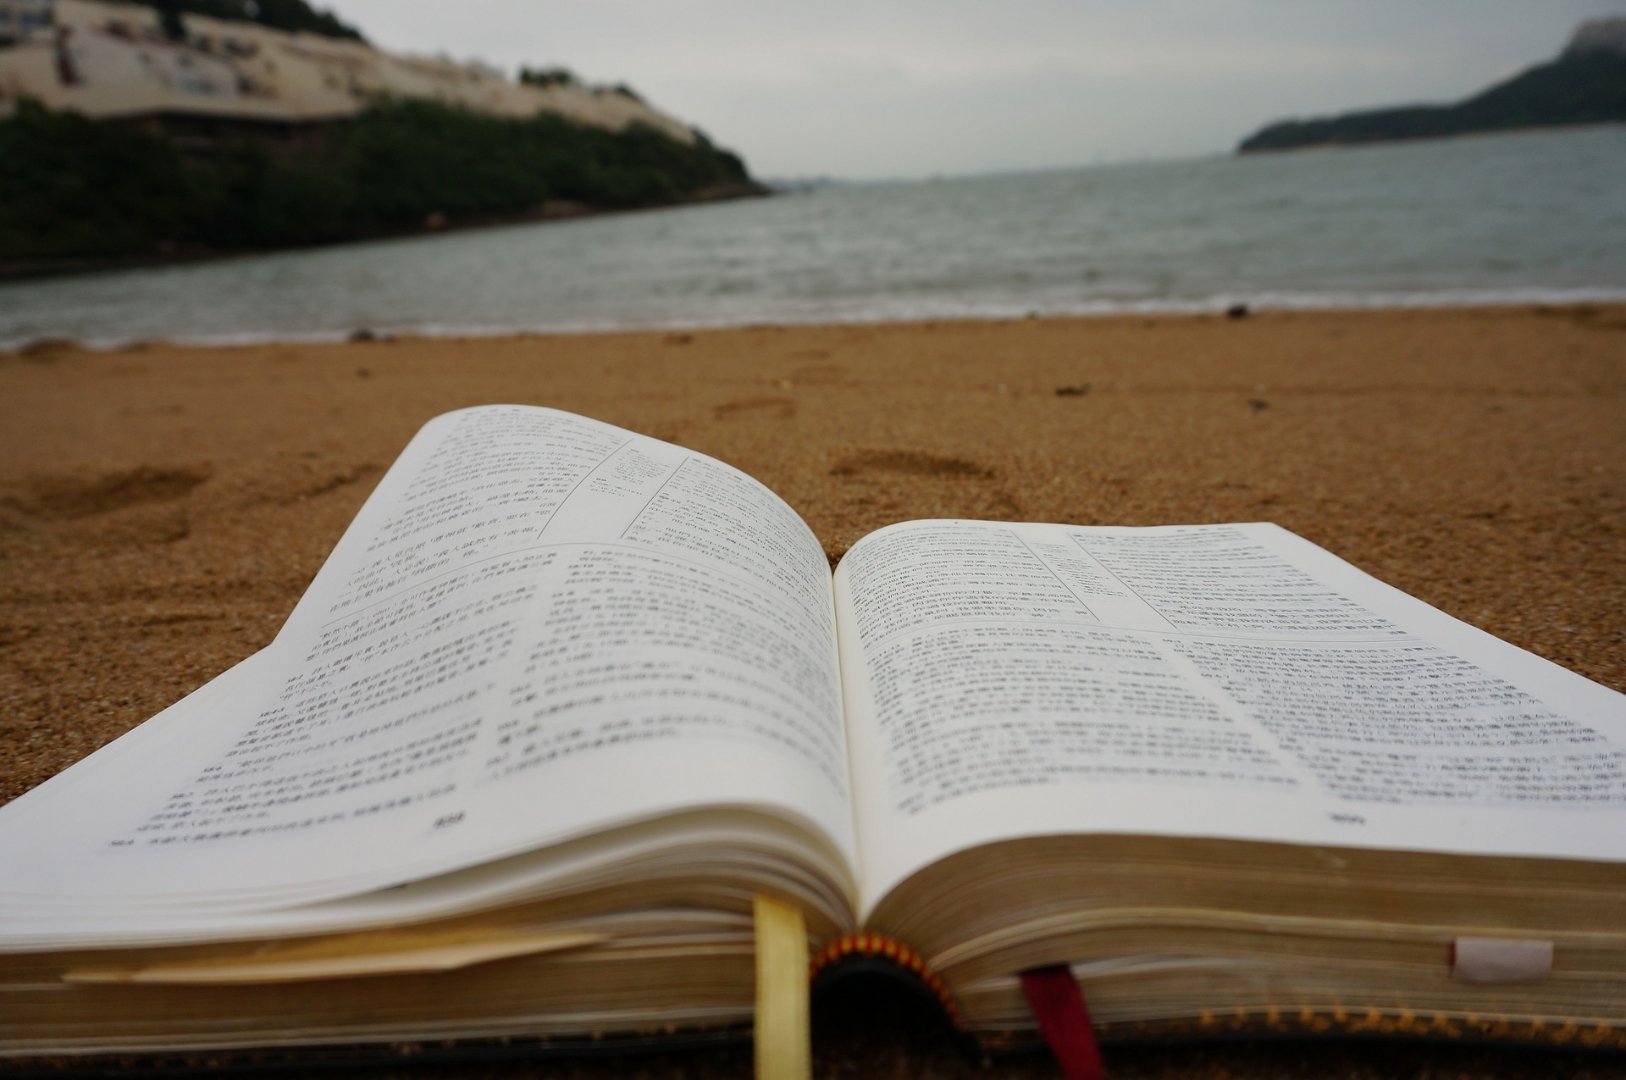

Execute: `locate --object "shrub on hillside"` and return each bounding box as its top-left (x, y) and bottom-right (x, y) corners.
top-left (0, 99), bottom-right (756, 263)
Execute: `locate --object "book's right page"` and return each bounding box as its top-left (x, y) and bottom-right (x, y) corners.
top-left (833, 520), bottom-right (1626, 918)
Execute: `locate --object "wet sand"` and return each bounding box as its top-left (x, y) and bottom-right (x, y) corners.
top-left (1, 304), bottom-right (1623, 1076)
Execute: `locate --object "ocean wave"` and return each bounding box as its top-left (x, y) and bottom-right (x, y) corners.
top-left (7, 285), bottom-right (1625, 352)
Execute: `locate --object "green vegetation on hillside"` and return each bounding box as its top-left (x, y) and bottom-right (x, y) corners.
top-left (0, 99), bottom-right (758, 265)
top-left (518, 67), bottom-right (580, 89)
top-left (1238, 50), bottom-right (1626, 152)
top-left (122, 0), bottom-right (365, 42)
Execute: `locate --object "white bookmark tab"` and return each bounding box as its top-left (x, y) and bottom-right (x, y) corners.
top-left (1452, 937), bottom-right (1554, 984)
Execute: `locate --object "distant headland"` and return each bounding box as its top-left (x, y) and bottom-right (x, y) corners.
top-left (1238, 17), bottom-right (1626, 153)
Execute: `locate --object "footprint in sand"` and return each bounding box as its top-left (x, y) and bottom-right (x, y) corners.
top-left (13, 466), bottom-right (210, 520)
top-left (712, 397), bottom-right (797, 421)
top-left (829, 450), bottom-right (994, 479)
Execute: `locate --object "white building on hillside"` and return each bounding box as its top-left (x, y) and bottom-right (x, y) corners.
top-left (0, 0), bottom-right (53, 46)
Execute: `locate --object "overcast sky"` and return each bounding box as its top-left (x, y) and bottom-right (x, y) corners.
top-left (325, 1), bottom-right (1623, 180)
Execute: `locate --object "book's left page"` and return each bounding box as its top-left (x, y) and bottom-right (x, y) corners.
top-left (0, 406), bottom-right (856, 943)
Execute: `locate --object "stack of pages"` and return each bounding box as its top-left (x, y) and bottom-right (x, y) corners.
top-left (2, 405), bottom-right (1623, 1058)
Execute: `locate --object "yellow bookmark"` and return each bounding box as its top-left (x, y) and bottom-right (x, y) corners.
top-left (753, 894), bottom-right (812, 1080)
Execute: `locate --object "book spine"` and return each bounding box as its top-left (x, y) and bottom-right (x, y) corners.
top-left (809, 932), bottom-right (960, 1025)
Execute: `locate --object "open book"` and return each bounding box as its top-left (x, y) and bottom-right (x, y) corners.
top-left (3, 404), bottom-right (1624, 1059)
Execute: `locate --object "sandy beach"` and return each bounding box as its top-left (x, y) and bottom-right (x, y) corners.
top-left (1, 303), bottom-right (1624, 1076)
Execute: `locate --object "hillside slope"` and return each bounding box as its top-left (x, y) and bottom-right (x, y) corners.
top-left (1239, 20), bottom-right (1626, 153)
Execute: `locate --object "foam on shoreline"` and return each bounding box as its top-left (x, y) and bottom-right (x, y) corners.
top-left (6, 287), bottom-right (1626, 353)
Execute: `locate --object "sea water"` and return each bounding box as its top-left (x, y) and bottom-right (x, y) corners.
top-left (1, 125), bottom-right (1623, 348)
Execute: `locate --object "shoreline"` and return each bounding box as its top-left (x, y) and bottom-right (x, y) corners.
top-left (1238, 118), bottom-right (1626, 156)
top-left (6, 290), bottom-right (1626, 354)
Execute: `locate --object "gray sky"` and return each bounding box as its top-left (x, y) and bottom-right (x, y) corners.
top-left (326, 1), bottom-right (1623, 180)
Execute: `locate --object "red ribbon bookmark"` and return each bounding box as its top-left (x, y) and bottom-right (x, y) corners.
top-left (1020, 965), bottom-right (1105, 1080)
